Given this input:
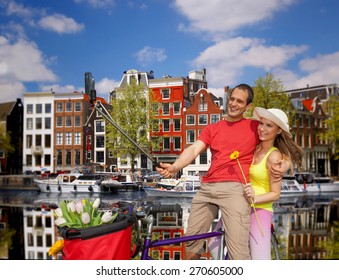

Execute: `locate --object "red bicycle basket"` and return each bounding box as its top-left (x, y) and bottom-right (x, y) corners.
top-left (59, 213), bottom-right (134, 260)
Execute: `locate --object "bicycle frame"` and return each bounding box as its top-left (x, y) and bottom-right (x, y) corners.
top-left (138, 213), bottom-right (226, 260)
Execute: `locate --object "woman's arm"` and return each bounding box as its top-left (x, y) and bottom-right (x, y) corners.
top-left (245, 150), bottom-right (283, 204)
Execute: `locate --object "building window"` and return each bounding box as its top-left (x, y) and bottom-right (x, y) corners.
top-left (36, 118), bottom-right (42, 129)
top-left (35, 135), bottom-right (42, 146)
top-left (186, 115), bottom-right (195, 125)
top-left (174, 252), bottom-right (181, 260)
top-left (161, 89), bottom-right (170, 99)
top-left (200, 150), bottom-right (208, 164)
top-left (56, 116), bottom-right (63, 127)
top-left (96, 151), bottom-right (105, 163)
top-left (27, 104), bottom-right (33, 114)
top-left (27, 118), bottom-right (33, 130)
top-left (75, 150), bottom-right (81, 165)
top-left (26, 135), bottom-right (33, 148)
top-left (45, 117), bottom-right (51, 129)
top-left (75, 102), bottom-right (82, 112)
top-left (26, 155), bottom-right (32, 166)
top-left (56, 103), bottom-right (63, 112)
top-left (210, 114), bottom-right (220, 124)
top-left (152, 119), bottom-right (160, 132)
top-left (74, 116), bottom-right (81, 127)
top-left (46, 234), bottom-right (52, 247)
top-left (35, 154), bottom-right (41, 167)
top-left (163, 251), bottom-right (170, 260)
top-left (65, 116), bottom-right (72, 127)
top-left (96, 136), bottom-right (105, 148)
top-left (66, 150), bottom-right (72, 165)
top-left (66, 102), bottom-right (72, 112)
top-left (45, 135), bottom-right (51, 148)
top-left (173, 137), bottom-right (181, 150)
top-left (198, 103), bottom-right (208, 111)
top-left (187, 130), bottom-right (195, 144)
top-left (56, 133), bottom-right (63, 145)
top-left (162, 103), bottom-right (170, 115)
top-left (74, 133), bottom-right (81, 145)
top-left (27, 233), bottom-right (33, 246)
top-left (45, 104), bottom-right (51, 113)
top-left (198, 115), bottom-right (208, 125)
top-left (162, 119), bottom-right (170, 132)
top-left (65, 132), bottom-right (72, 145)
top-left (57, 150), bottom-right (62, 165)
top-left (96, 121), bottom-right (105, 132)
top-left (152, 103), bottom-right (159, 116)
top-left (173, 119), bottom-right (181, 131)
top-left (173, 103), bottom-right (181, 114)
top-left (45, 154), bottom-right (51, 166)
top-left (163, 138), bottom-right (170, 151)
top-left (36, 104), bottom-right (42, 114)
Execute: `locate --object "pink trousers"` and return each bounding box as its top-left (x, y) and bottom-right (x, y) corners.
top-left (249, 208), bottom-right (273, 260)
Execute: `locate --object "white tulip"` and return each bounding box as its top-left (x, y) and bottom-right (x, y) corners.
top-left (55, 208), bottom-right (63, 217)
top-left (67, 201), bottom-right (76, 212)
top-left (92, 198), bottom-right (100, 209)
top-left (101, 211), bottom-right (114, 223)
top-left (55, 217), bottom-right (67, 226)
top-left (75, 201), bottom-right (84, 214)
top-left (81, 212), bottom-right (91, 225)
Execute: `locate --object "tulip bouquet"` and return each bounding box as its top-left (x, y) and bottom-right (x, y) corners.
top-left (54, 198), bottom-right (118, 228)
top-left (49, 198), bottom-right (120, 257)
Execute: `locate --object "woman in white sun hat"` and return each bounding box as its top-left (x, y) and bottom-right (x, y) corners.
top-left (245, 107), bottom-right (303, 259)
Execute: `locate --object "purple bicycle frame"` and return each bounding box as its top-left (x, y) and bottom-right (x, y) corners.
top-left (140, 230), bottom-right (224, 260)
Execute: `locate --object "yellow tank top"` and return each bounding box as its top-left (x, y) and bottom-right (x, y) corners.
top-left (249, 146), bottom-right (278, 212)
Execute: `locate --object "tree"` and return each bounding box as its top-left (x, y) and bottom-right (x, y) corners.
top-left (0, 123), bottom-right (14, 172)
top-left (321, 95), bottom-right (339, 160)
top-left (106, 80), bottom-right (158, 172)
top-left (251, 73), bottom-right (294, 122)
top-left (317, 221), bottom-right (339, 259)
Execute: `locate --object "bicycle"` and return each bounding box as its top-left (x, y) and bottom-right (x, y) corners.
top-left (130, 202), bottom-right (281, 260)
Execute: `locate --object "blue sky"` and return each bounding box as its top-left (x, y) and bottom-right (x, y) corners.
top-left (1, 0), bottom-right (339, 103)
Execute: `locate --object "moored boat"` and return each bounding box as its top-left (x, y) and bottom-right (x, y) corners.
top-left (144, 175), bottom-right (201, 198)
top-left (34, 173), bottom-right (105, 193)
top-left (281, 173), bottom-right (339, 196)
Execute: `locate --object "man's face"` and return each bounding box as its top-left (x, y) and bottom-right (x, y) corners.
top-left (226, 88), bottom-right (251, 121)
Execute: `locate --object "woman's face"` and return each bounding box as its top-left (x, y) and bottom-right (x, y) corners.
top-left (257, 117), bottom-right (282, 142)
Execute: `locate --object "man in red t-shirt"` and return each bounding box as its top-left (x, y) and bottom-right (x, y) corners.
top-left (157, 84), bottom-right (288, 260)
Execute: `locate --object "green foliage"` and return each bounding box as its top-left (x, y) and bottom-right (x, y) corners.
top-left (317, 221), bottom-right (339, 259)
top-left (251, 73), bottom-right (294, 123)
top-left (0, 227), bottom-right (16, 250)
top-left (321, 95), bottom-right (339, 160)
top-left (0, 124), bottom-right (14, 155)
top-left (106, 80), bottom-right (157, 171)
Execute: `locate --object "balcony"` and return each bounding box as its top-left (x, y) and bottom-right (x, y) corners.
top-left (31, 146), bottom-right (43, 155)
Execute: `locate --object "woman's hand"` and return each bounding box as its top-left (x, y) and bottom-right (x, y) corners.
top-left (244, 183), bottom-right (255, 203)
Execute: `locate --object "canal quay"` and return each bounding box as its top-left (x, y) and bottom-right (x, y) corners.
top-left (0, 177), bottom-right (339, 260)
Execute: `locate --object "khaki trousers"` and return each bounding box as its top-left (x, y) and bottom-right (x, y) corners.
top-left (185, 182), bottom-right (251, 260)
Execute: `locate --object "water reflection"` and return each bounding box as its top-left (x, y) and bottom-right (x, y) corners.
top-left (0, 189), bottom-right (338, 259)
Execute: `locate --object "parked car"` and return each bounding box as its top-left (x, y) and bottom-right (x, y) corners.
top-left (142, 171), bottom-right (163, 182)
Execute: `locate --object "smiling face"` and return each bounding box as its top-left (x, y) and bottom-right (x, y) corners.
top-left (226, 87), bottom-right (252, 121)
top-left (257, 117), bottom-right (282, 142)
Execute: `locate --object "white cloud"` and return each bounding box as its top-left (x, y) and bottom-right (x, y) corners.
top-left (39, 84), bottom-right (83, 93)
top-left (192, 37), bottom-right (307, 88)
top-left (96, 78), bottom-right (119, 94)
top-left (0, 35), bottom-right (57, 103)
top-left (135, 46), bottom-right (167, 66)
top-left (38, 14), bottom-right (85, 34)
top-left (174, 0), bottom-right (297, 36)
top-left (74, 0), bottom-right (117, 8)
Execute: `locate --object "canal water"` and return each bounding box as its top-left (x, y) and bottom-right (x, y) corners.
top-left (0, 188), bottom-right (338, 259)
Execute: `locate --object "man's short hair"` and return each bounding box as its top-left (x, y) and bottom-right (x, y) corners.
top-left (230, 84), bottom-right (254, 105)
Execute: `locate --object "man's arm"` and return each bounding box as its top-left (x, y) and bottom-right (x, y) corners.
top-left (270, 154), bottom-right (291, 181)
top-left (156, 140), bottom-right (206, 178)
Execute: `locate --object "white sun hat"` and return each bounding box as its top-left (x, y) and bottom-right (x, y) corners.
top-left (253, 107), bottom-right (292, 137)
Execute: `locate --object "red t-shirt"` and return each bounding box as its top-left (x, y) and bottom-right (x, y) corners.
top-left (198, 118), bottom-right (259, 184)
